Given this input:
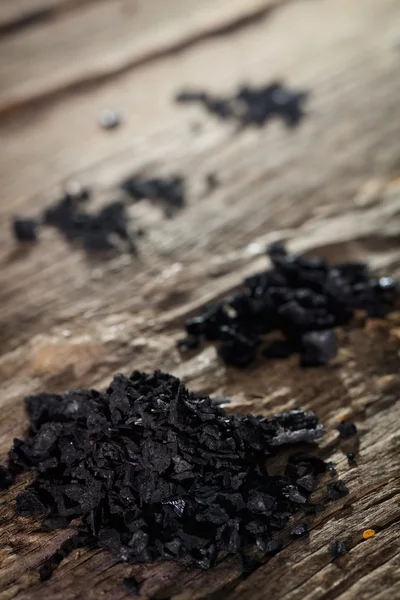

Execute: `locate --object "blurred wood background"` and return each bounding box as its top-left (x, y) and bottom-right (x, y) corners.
top-left (1, 0), bottom-right (400, 598)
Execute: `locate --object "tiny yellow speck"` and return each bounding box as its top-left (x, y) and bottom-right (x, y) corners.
top-left (363, 529), bottom-right (376, 539)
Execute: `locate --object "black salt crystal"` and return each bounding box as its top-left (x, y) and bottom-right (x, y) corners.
top-left (16, 489), bottom-right (46, 516)
top-left (327, 480), bottom-right (349, 501)
top-left (300, 330), bottom-right (337, 366)
top-left (121, 174), bottom-right (186, 216)
top-left (329, 540), bottom-right (348, 558)
top-left (337, 421), bottom-right (357, 439)
top-left (13, 218), bottom-right (38, 242)
top-left (296, 474), bottom-right (316, 493)
top-left (290, 522), bottom-right (308, 537)
top-left (346, 452), bottom-right (356, 461)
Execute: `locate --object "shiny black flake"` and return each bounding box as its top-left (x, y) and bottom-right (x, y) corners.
top-left (337, 421), bottom-right (358, 439)
top-left (327, 480), bottom-right (349, 501)
top-left (329, 540), bottom-right (348, 558)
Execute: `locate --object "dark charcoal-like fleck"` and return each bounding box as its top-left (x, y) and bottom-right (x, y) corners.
top-left (176, 82), bottom-right (308, 129)
top-left (13, 218), bottom-right (39, 242)
top-left (121, 175), bottom-right (185, 217)
top-left (337, 421), bottom-right (357, 439)
top-left (327, 480), bottom-right (349, 501)
top-left (0, 465), bottom-right (14, 490)
top-left (300, 330), bottom-right (337, 366)
top-left (290, 522), bottom-right (308, 537)
top-left (14, 189), bottom-right (136, 256)
top-left (329, 540), bottom-right (348, 558)
top-left (346, 452), bottom-right (356, 461)
top-left (178, 242), bottom-right (397, 368)
top-left (8, 370), bottom-right (327, 579)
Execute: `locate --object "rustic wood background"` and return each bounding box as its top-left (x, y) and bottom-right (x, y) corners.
top-left (1, 0), bottom-right (400, 598)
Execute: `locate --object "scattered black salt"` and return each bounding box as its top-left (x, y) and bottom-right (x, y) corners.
top-left (327, 480), bottom-right (349, 501)
top-left (13, 189), bottom-right (136, 255)
top-left (8, 370), bottom-right (328, 579)
top-left (0, 465), bottom-right (14, 490)
top-left (121, 175), bottom-right (185, 217)
top-left (176, 82), bottom-right (308, 129)
top-left (178, 242), bottom-right (397, 368)
top-left (329, 540), bottom-right (347, 558)
top-left (346, 452), bottom-right (356, 461)
top-left (337, 421), bottom-right (357, 439)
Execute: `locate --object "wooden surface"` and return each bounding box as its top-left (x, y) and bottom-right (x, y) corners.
top-left (1, 0), bottom-right (400, 598)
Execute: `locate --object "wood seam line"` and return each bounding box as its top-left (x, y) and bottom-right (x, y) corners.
top-left (0, 0), bottom-right (103, 37)
top-left (333, 550), bottom-right (400, 600)
top-left (0, 0), bottom-right (288, 119)
top-left (224, 520), bottom-right (400, 600)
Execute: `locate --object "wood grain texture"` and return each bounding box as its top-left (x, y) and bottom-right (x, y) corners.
top-left (0, 0), bottom-right (102, 35)
top-left (1, 0), bottom-right (400, 598)
top-left (0, 0), bottom-right (282, 115)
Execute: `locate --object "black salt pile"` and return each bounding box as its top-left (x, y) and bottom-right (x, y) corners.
top-left (178, 242), bottom-right (397, 367)
top-left (7, 370), bottom-right (327, 579)
top-left (121, 174), bottom-right (186, 218)
top-left (13, 186), bottom-right (136, 254)
top-left (176, 82), bottom-right (308, 128)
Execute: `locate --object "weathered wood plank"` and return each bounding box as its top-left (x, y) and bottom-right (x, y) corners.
top-left (1, 0), bottom-right (400, 598)
top-left (0, 0), bottom-right (399, 352)
top-left (0, 0), bottom-right (282, 115)
top-left (0, 0), bottom-right (100, 35)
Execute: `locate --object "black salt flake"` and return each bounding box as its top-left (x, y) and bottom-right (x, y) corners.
top-left (327, 480), bottom-right (349, 501)
top-left (329, 540), bottom-right (348, 558)
top-left (337, 421), bottom-right (357, 439)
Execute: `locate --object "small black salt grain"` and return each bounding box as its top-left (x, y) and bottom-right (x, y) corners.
top-left (346, 452), bottom-right (356, 461)
top-left (337, 421), bottom-right (357, 439)
top-left (327, 480), bottom-right (349, 501)
top-left (176, 82), bottom-right (308, 129)
top-left (290, 522), bottom-right (308, 537)
top-left (300, 330), bottom-right (337, 367)
top-left (8, 370), bottom-right (327, 580)
top-left (13, 218), bottom-right (39, 242)
top-left (329, 540), bottom-right (348, 558)
top-left (0, 465), bottom-right (14, 490)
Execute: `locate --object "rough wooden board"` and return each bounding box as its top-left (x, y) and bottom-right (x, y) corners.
top-left (0, 0), bottom-right (282, 115)
top-left (0, 0), bottom-right (101, 34)
top-left (1, 0), bottom-right (400, 598)
top-left (1, 0), bottom-right (400, 349)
